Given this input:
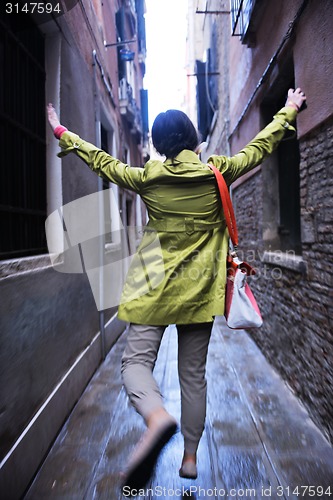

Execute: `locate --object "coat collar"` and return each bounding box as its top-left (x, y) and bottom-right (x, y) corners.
top-left (164, 150), bottom-right (203, 166)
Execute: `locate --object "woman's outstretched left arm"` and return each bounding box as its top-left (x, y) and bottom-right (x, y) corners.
top-left (47, 104), bottom-right (144, 193)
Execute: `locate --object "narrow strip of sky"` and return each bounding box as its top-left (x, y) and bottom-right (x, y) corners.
top-left (144, 0), bottom-right (188, 127)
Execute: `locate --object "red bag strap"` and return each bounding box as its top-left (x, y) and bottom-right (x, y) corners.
top-left (208, 164), bottom-right (239, 248)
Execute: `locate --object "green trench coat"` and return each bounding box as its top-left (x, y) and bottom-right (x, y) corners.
top-left (58, 106), bottom-right (297, 325)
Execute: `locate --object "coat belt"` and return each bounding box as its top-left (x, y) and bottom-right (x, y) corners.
top-left (147, 218), bottom-right (224, 234)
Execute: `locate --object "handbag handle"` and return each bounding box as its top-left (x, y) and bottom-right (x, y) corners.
top-left (208, 164), bottom-right (239, 248)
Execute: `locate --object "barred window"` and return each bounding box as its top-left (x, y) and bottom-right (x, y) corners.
top-left (261, 58), bottom-right (301, 254)
top-left (230, 0), bottom-right (257, 46)
top-left (0, 11), bottom-right (46, 259)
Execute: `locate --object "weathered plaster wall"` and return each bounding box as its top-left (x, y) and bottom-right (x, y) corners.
top-left (0, 266), bottom-right (99, 459)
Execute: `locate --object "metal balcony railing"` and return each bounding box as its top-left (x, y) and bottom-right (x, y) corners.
top-left (118, 78), bottom-right (142, 138)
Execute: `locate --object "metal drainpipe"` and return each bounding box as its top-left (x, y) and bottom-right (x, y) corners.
top-left (92, 49), bottom-right (106, 360)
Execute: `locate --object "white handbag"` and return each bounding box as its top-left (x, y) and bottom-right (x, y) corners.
top-left (209, 164), bottom-right (263, 329)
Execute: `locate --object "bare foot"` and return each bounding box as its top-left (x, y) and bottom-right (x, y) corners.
top-left (47, 103), bottom-right (60, 131)
top-left (122, 411), bottom-right (177, 490)
top-left (179, 451), bottom-right (197, 479)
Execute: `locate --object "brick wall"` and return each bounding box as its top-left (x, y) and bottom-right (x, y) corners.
top-left (232, 115), bottom-right (333, 443)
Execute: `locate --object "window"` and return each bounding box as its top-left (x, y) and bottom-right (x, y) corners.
top-left (101, 124), bottom-right (112, 244)
top-left (116, 5), bottom-right (136, 85)
top-left (230, 0), bottom-right (259, 46)
top-left (116, 5), bottom-right (141, 135)
top-left (140, 88), bottom-right (149, 148)
top-left (116, 6), bottom-right (126, 80)
top-left (261, 58), bottom-right (301, 254)
top-left (196, 47), bottom-right (218, 141)
top-left (0, 11), bottom-right (46, 259)
top-left (276, 117), bottom-right (301, 253)
top-left (135, 0), bottom-right (146, 62)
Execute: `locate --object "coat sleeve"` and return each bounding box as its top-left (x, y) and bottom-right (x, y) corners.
top-left (207, 106), bottom-right (298, 185)
top-left (58, 132), bottom-right (145, 193)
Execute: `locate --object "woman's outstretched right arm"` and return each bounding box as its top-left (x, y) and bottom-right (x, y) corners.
top-left (207, 88), bottom-right (306, 186)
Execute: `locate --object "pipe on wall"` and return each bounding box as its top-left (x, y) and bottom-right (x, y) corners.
top-left (92, 49), bottom-right (106, 359)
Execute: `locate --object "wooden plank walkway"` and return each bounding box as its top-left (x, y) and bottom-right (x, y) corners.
top-left (25, 318), bottom-right (333, 499)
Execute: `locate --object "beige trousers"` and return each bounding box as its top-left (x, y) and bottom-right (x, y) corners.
top-left (121, 322), bottom-right (212, 455)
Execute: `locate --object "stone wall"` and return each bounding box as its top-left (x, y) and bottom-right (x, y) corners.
top-left (232, 115), bottom-right (333, 443)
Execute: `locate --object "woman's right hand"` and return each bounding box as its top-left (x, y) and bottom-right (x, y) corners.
top-left (47, 103), bottom-right (61, 131)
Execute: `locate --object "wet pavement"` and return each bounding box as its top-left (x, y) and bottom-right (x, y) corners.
top-left (24, 317), bottom-right (333, 499)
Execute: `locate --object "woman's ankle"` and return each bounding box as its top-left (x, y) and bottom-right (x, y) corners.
top-left (182, 451), bottom-right (197, 465)
top-left (146, 407), bottom-right (174, 429)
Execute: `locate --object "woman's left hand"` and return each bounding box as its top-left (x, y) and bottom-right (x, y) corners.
top-left (286, 88), bottom-right (306, 111)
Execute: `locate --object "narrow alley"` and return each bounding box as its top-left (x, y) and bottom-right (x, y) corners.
top-left (1, 1), bottom-right (333, 499)
top-left (24, 318), bottom-right (333, 499)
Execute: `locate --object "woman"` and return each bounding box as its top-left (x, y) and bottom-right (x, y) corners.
top-left (47, 87), bottom-right (306, 489)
